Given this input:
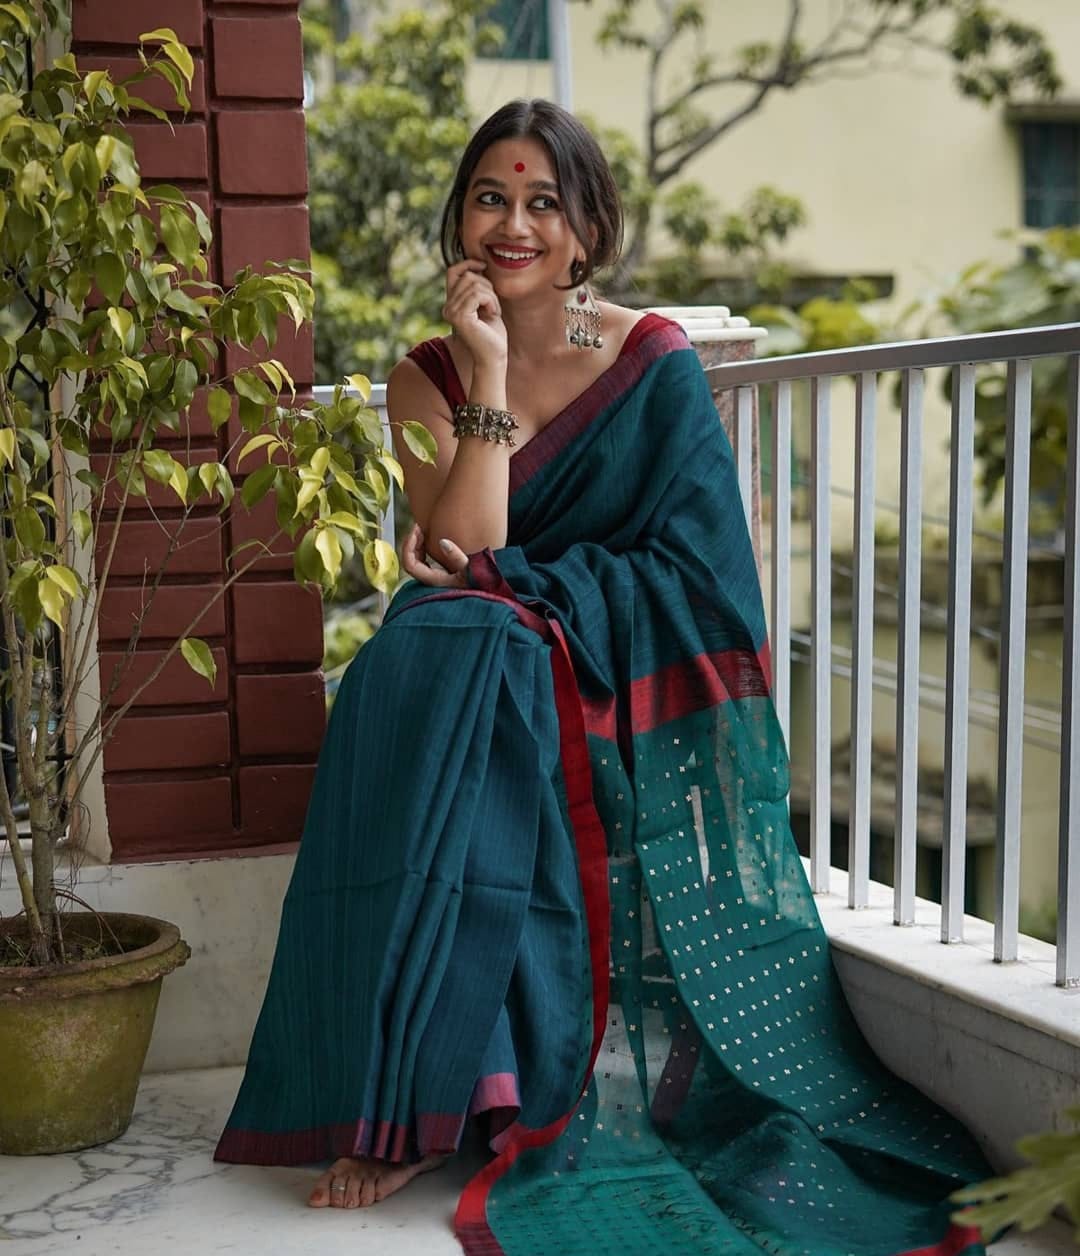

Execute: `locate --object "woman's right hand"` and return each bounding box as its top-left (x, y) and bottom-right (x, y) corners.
top-left (442, 259), bottom-right (508, 371)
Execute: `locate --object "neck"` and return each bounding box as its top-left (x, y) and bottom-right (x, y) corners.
top-left (501, 289), bottom-right (574, 364)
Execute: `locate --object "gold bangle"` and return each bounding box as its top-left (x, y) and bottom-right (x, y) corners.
top-left (451, 402), bottom-right (519, 447)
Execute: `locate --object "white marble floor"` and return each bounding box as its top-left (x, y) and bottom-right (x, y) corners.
top-left (0, 1067), bottom-right (1073, 1256)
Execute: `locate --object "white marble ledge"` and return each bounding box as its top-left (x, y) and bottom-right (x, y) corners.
top-left (0, 1066), bottom-right (1073, 1256)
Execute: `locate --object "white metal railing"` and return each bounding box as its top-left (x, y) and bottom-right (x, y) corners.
top-left (708, 323), bottom-right (1080, 987)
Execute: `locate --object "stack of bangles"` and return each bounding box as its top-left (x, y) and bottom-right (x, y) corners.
top-left (451, 402), bottom-right (519, 447)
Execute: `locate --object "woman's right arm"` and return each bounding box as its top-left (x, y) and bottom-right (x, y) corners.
top-left (388, 261), bottom-right (513, 554)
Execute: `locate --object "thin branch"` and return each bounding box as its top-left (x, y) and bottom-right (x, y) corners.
top-left (65, 526), bottom-right (293, 810)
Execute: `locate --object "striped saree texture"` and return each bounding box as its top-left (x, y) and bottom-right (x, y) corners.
top-left (215, 316), bottom-right (991, 1256)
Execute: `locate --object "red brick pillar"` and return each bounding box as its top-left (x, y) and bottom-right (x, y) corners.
top-left (73, 0), bottom-right (324, 860)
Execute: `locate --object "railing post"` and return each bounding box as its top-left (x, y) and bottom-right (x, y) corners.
top-left (1058, 355), bottom-right (1080, 987)
top-left (810, 376), bottom-right (832, 893)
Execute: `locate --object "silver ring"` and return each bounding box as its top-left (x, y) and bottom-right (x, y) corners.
top-left (331, 1182), bottom-right (347, 1193)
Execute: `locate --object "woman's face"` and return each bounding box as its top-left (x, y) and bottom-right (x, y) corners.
top-left (458, 136), bottom-right (583, 299)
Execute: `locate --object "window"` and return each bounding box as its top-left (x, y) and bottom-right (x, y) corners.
top-left (480, 0), bottom-right (550, 61)
top-left (1020, 121), bottom-right (1080, 228)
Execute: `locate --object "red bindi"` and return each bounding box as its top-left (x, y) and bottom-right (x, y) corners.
top-left (514, 162), bottom-right (525, 172)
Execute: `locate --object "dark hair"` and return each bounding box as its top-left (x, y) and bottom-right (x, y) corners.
top-left (439, 98), bottom-right (623, 288)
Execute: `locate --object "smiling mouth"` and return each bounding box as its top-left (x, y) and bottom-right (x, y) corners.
top-left (487, 246), bottom-right (542, 267)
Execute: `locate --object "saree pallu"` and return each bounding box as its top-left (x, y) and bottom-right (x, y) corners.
top-left (215, 316), bottom-right (992, 1256)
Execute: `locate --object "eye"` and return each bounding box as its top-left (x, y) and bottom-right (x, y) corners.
top-left (476, 191), bottom-right (504, 206)
top-left (532, 195), bottom-right (561, 210)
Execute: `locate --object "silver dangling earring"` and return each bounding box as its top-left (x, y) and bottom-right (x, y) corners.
top-left (564, 268), bottom-right (603, 350)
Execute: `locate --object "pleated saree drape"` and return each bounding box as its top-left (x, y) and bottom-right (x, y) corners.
top-left (216, 315), bottom-right (991, 1256)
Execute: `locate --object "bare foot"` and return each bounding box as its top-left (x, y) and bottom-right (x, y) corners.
top-left (308, 1153), bottom-right (448, 1208)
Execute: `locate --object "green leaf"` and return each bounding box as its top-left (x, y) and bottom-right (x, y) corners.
top-left (45, 564), bottom-right (80, 599)
top-left (240, 462), bottom-right (278, 509)
top-left (363, 539), bottom-right (398, 594)
top-left (315, 526), bottom-right (342, 584)
top-left (159, 203), bottom-right (199, 268)
top-left (37, 577), bottom-right (64, 630)
top-left (0, 427), bottom-right (14, 467)
top-left (14, 505), bottom-right (45, 553)
top-left (72, 509), bottom-right (92, 547)
top-left (164, 287), bottom-right (208, 320)
top-left (233, 370), bottom-right (274, 407)
top-left (0, 4), bottom-right (31, 35)
top-left (141, 448), bottom-right (176, 485)
top-left (400, 420), bottom-right (438, 466)
top-left (173, 357), bottom-right (198, 407)
top-left (180, 637), bottom-right (217, 687)
top-left (294, 529), bottom-right (322, 584)
top-left (16, 159), bottom-right (47, 207)
top-left (207, 386), bottom-right (232, 430)
top-left (94, 252), bottom-right (125, 305)
top-left (13, 567), bottom-right (41, 634)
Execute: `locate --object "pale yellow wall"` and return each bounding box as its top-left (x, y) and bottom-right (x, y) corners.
top-left (468, 0), bottom-right (1080, 314)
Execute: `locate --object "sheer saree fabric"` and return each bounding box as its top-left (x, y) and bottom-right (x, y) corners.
top-left (215, 316), bottom-right (991, 1256)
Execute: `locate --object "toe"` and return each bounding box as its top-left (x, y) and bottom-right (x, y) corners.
top-left (359, 1173), bottom-right (377, 1207)
top-left (308, 1168), bottom-right (334, 1207)
top-left (344, 1175), bottom-right (362, 1209)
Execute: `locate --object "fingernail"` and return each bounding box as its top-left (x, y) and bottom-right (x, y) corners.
top-left (440, 539), bottom-right (453, 551)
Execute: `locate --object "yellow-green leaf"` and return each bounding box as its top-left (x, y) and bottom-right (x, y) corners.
top-left (72, 509), bottom-right (92, 547)
top-left (400, 420), bottom-right (438, 466)
top-left (94, 133), bottom-right (116, 173)
top-left (310, 446), bottom-right (330, 479)
top-left (237, 433), bottom-right (281, 466)
top-left (0, 427), bottom-right (14, 466)
top-left (45, 564), bottom-right (80, 599)
top-left (294, 476), bottom-right (321, 516)
top-left (363, 538), bottom-right (398, 593)
top-left (180, 637), bottom-right (217, 687)
top-left (169, 462), bottom-right (188, 503)
top-left (378, 453), bottom-right (405, 491)
top-left (345, 373), bottom-right (372, 402)
top-left (83, 69), bottom-right (108, 104)
top-left (315, 526), bottom-right (342, 583)
top-left (37, 578), bottom-right (64, 630)
top-left (107, 305), bottom-right (133, 345)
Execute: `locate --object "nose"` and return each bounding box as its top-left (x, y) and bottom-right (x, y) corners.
top-left (500, 199), bottom-right (531, 237)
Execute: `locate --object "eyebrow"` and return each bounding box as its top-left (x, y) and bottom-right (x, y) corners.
top-left (471, 176), bottom-right (560, 194)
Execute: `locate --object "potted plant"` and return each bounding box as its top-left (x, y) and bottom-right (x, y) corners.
top-left (0, 4), bottom-right (434, 1154)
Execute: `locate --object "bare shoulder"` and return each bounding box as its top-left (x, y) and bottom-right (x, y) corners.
top-left (597, 301), bottom-right (649, 350)
top-left (386, 352), bottom-right (452, 424)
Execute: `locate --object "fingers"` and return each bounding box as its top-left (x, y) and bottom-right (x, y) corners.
top-left (443, 266), bottom-right (500, 324)
top-left (401, 524), bottom-right (467, 588)
top-left (436, 537), bottom-right (469, 575)
top-left (400, 522), bottom-right (426, 574)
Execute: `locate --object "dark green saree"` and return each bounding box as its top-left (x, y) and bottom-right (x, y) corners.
top-left (216, 315), bottom-right (990, 1256)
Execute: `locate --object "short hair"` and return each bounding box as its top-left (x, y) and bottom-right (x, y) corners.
top-left (439, 98), bottom-right (623, 288)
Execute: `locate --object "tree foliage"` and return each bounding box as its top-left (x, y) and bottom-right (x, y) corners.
top-left (304, 0), bottom-right (500, 382)
top-left (917, 227), bottom-right (1080, 517)
top-left (0, 5), bottom-right (432, 965)
top-left (951, 1106), bottom-right (1080, 1243)
top-left (585, 0), bottom-right (1061, 292)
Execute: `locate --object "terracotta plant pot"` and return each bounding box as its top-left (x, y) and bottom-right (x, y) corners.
top-left (0, 913), bottom-right (191, 1155)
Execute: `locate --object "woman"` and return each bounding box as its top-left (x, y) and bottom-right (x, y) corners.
top-left (216, 99), bottom-right (992, 1255)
